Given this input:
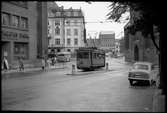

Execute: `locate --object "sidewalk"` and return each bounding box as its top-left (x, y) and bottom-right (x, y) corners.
top-left (1, 64), bottom-right (68, 78)
top-left (152, 88), bottom-right (166, 112)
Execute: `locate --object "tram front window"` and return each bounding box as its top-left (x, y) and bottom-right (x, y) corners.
top-left (77, 52), bottom-right (89, 59)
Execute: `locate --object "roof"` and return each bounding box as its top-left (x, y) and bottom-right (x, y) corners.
top-left (134, 62), bottom-right (152, 65)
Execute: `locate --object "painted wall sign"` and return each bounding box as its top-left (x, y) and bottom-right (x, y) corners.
top-left (1, 30), bottom-right (29, 40)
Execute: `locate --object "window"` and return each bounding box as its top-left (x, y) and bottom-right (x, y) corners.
top-left (67, 12), bottom-right (71, 16)
top-left (21, 17), bottom-right (28, 29)
top-left (67, 49), bottom-right (71, 52)
top-left (55, 26), bottom-right (60, 35)
top-left (55, 39), bottom-right (60, 45)
top-left (12, 15), bottom-right (19, 27)
top-left (133, 64), bottom-right (149, 70)
top-left (74, 20), bottom-right (78, 25)
top-left (74, 29), bottom-right (78, 36)
top-left (2, 12), bottom-right (10, 26)
top-left (74, 38), bottom-right (78, 45)
top-left (66, 29), bottom-right (71, 36)
top-left (74, 12), bottom-right (78, 16)
top-left (14, 42), bottom-right (28, 60)
top-left (67, 38), bottom-right (71, 45)
top-left (66, 20), bottom-right (70, 26)
top-left (56, 12), bottom-right (61, 16)
top-left (55, 21), bottom-right (60, 26)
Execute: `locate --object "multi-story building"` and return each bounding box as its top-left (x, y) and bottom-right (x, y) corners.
top-left (86, 38), bottom-right (100, 48)
top-left (1, 1), bottom-right (48, 69)
top-left (115, 39), bottom-right (120, 54)
top-left (98, 31), bottom-right (115, 52)
top-left (48, 2), bottom-right (86, 54)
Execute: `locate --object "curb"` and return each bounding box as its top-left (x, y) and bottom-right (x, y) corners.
top-left (152, 89), bottom-right (166, 112)
top-left (1, 66), bottom-right (68, 79)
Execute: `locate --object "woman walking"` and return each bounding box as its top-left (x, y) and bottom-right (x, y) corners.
top-left (2, 56), bottom-right (9, 72)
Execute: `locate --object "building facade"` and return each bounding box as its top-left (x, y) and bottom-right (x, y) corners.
top-left (98, 31), bottom-right (115, 52)
top-left (48, 3), bottom-right (86, 54)
top-left (1, 1), bottom-right (48, 69)
top-left (124, 10), bottom-right (159, 64)
top-left (86, 38), bottom-right (100, 48)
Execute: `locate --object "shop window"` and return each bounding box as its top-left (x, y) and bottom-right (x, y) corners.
top-left (14, 43), bottom-right (28, 60)
top-left (2, 12), bottom-right (10, 26)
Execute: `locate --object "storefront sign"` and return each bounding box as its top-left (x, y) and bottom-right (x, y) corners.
top-left (19, 33), bottom-right (29, 39)
top-left (2, 30), bottom-right (18, 40)
top-left (2, 30), bottom-right (29, 40)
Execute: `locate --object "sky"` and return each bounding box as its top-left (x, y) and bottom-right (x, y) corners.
top-left (56, 1), bottom-right (129, 39)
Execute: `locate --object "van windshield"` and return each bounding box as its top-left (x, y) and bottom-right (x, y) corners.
top-left (133, 64), bottom-right (149, 70)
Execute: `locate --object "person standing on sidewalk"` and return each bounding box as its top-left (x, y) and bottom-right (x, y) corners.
top-left (54, 56), bottom-right (57, 67)
top-left (2, 56), bottom-right (9, 72)
top-left (18, 57), bottom-right (24, 72)
top-left (41, 57), bottom-right (46, 71)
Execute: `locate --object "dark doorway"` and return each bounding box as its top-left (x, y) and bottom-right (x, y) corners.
top-left (134, 45), bottom-right (139, 61)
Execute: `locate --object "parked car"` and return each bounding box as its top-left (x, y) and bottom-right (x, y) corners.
top-left (57, 52), bottom-right (71, 62)
top-left (128, 62), bottom-right (159, 86)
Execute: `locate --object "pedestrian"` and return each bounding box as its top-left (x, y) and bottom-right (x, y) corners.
top-left (41, 57), bottom-right (46, 71)
top-left (2, 56), bottom-right (9, 72)
top-left (18, 57), bottom-right (24, 72)
top-left (54, 57), bottom-right (57, 65)
top-left (51, 57), bottom-right (54, 66)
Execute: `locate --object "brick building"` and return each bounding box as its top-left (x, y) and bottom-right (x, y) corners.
top-left (124, 11), bottom-right (159, 64)
top-left (99, 31), bottom-right (115, 52)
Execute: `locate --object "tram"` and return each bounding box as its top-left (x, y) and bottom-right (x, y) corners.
top-left (76, 47), bottom-right (105, 70)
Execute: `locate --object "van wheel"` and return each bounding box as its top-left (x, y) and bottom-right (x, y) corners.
top-left (129, 80), bottom-right (133, 86)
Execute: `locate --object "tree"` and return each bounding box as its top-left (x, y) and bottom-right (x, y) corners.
top-left (107, 1), bottom-right (160, 51)
top-left (106, 1), bottom-right (166, 97)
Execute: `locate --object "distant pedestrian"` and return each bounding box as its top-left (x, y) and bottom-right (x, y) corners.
top-left (54, 57), bottom-right (57, 64)
top-left (18, 57), bottom-right (24, 72)
top-left (41, 57), bottom-right (46, 71)
top-left (2, 56), bottom-right (9, 72)
top-left (51, 57), bottom-right (55, 66)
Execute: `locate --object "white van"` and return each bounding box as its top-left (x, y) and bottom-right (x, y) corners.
top-left (57, 52), bottom-right (71, 62)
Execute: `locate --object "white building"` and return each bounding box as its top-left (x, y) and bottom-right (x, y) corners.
top-left (48, 2), bottom-right (86, 53)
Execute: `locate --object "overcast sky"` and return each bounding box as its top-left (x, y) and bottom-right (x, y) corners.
top-left (56, 1), bottom-right (129, 39)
